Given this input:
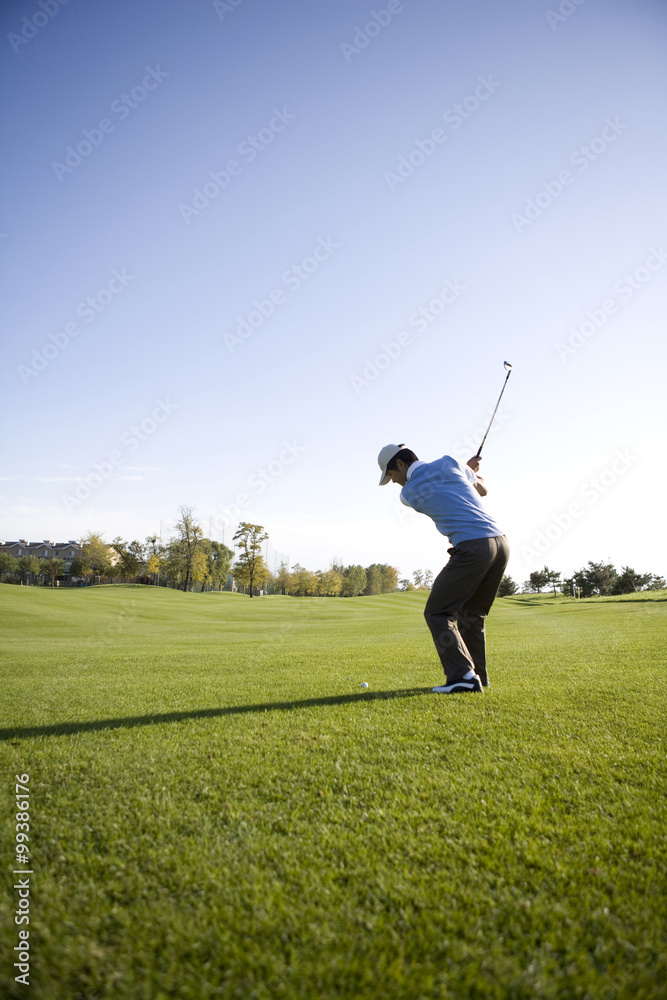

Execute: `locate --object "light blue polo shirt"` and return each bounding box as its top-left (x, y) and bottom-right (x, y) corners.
top-left (400, 455), bottom-right (504, 545)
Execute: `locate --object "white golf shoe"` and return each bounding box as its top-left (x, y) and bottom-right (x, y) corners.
top-left (432, 675), bottom-right (484, 694)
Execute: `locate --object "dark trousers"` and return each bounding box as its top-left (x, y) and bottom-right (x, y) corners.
top-left (423, 534), bottom-right (510, 684)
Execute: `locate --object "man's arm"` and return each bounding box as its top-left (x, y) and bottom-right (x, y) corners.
top-left (466, 456), bottom-right (488, 497)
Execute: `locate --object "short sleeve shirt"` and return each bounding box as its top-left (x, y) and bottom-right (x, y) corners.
top-left (399, 455), bottom-right (504, 545)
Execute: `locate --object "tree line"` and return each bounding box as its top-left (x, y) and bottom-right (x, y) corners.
top-left (271, 560), bottom-right (401, 597)
top-left (8, 507), bottom-right (660, 601)
top-left (0, 530), bottom-right (234, 592)
top-left (0, 509), bottom-right (417, 597)
top-left (498, 562), bottom-right (665, 598)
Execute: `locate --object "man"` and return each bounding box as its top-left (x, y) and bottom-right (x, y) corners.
top-left (378, 444), bottom-right (509, 694)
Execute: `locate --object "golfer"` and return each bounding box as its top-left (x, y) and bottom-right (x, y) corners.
top-left (378, 444), bottom-right (509, 694)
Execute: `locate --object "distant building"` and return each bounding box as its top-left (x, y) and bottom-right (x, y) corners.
top-left (0, 539), bottom-right (83, 574)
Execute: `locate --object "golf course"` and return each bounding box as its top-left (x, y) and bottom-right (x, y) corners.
top-left (1, 583), bottom-right (665, 999)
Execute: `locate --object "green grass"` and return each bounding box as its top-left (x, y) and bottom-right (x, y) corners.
top-left (1, 583), bottom-right (666, 1000)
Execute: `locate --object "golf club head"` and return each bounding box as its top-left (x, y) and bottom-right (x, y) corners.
top-left (503, 361), bottom-right (512, 371)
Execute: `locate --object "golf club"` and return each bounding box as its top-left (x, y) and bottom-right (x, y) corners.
top-left (475, 361), bottom-right (512, 458)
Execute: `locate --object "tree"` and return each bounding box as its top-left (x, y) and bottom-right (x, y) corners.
top-left (146, 553), bottom-right (161, 584)
top-left (611, 567), bottom-right (652, 595)
top-left (80, 531), bottom-right (113, 582)
top-left (206, 540), bottom-right (234, 591)
top-left (275, 561), bottom-right (290, 595)
top-left (527, 568), bottom-right (549, 593)
top-left (318, 569), bottom-right (342, 597)
top-left (498, 575), bottom-right (518, 596)
top-left (410, 569), bottom-right (433, 590)
top-left (233, 522), bottom-right (269, 597)
top-left (286, 564), bottom-right (318, 596)
top-left (341, 565), bottom-right (367, 597)
top-left (44, 558), bottom-right (66, 589)
top-left (330, 558), bottom-right (344, 577)
top-left (583, 561), bottom-right (618, 596)
top-left (145, 536), bottom-right (165, 585)
top-left (110, 538), bottom-right (145, 581)
top-left (399, 578), bottom-right (415, 591)
top-left (17, 555), bottom-right (41, 585)
top-left (69, 556), bottom-right (92, 585)
top-left (0, 552), bottom-right (18, 581)
top-left (173, 506), bottom-right (204, 591)
top-left (234, 557), bottom-right (270, 595)
top-left (524, 567), bottom-right (559, 594)
top-left (562, 562), bottom-right (618, 598)
top-left (381, 565), bottom-right (399, 593)
top-left (190, 547), bottom-right (211, 590)
top-left (562, 569), bottom-right (595, 598)
top-left (646, 574), bottom-right (666, 591)
top-left (164, 543), bottom-right (186, 589)
top-left (364, 564), bottom-right (384, 596)
top-left (301, 570), bottom-right (320, 596)
top-left (105, 561), bottom-right (123, 584)
top-left (286, 563), bottom-right (304, 595)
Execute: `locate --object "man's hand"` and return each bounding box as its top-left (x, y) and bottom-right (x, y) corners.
top-left (466, 455), bottom-right (488, 495)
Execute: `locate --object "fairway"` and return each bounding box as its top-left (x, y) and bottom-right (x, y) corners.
top-left (1, 584), bottom-right (666, 1000)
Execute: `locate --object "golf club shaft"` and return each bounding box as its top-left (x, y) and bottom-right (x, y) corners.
top-left (475, 369), bottom-right (512, 458)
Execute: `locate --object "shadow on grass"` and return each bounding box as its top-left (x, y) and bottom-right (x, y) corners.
top-left (0, 687), bottom-right (434, 741)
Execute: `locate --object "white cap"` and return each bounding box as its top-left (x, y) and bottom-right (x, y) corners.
top-left (377, 443), bottom-right (405, 486)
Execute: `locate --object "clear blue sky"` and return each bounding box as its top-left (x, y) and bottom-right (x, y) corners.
top-left (2, 0), bottom-right (666, 584)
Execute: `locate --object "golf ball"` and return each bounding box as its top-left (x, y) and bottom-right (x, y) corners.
top-left (361, 682), bottom-right (369, 689)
